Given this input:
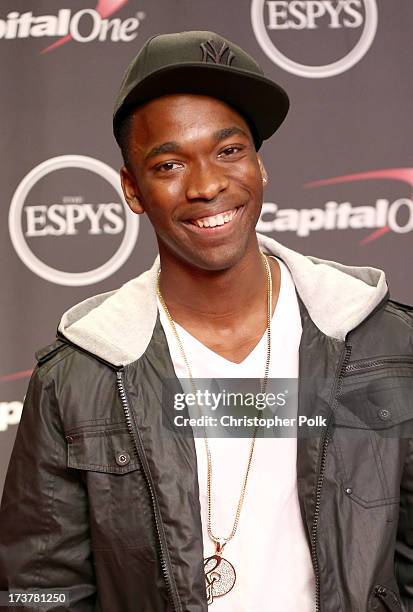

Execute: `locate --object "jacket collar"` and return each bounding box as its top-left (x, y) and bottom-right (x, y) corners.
top-left (58, 232), bottom-right (388, 366)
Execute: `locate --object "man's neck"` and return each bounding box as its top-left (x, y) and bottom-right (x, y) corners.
top-left (157, 243), bottom-right (280, 341)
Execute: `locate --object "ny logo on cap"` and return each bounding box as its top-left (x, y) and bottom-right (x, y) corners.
top-left (200, 40), bottom-right (235, 66)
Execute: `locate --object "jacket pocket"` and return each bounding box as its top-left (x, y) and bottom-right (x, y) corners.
top-left (369, 584), bottom-right (403, 611)
top-left (332, 362), bottom-right (413, 509)
top-left (65, 425), bottom-right (155, 554)
top-left (66, 425), bottom-right (140, 473)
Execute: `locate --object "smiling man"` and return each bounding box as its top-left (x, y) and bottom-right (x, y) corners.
top-left (1, 30), bottom-right (412, 612)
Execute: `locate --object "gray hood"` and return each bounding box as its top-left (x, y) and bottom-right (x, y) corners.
top-left (58, 232), bottom-right (388, 367)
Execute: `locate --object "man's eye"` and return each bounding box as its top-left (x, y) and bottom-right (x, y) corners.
top-left (155, 162), bottom-right (182, 172)
top-left (219, 146), bottom-right (242, 157)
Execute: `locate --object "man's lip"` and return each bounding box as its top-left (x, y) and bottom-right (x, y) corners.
top-left (182, 205), bottom-right (242, 223)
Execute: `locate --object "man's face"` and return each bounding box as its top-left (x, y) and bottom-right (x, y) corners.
top-left (120, 93), bottom-right (267, 271)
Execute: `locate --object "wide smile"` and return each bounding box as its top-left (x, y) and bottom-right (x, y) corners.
top-left (181, 205), bottom-right (244, 235)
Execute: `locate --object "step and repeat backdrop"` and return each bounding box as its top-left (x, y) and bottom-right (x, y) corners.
top-left (1, 0), bottom-right (412, 494)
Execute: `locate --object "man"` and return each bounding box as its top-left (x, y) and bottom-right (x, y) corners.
top-left (0, 30), bottom-right (412, 612)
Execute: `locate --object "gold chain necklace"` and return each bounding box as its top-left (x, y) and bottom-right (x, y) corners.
top-left (156, 251), bottom-right (272, 605)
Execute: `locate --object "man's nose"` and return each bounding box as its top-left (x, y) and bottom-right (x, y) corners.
top-left (186, 161), bottom-right (229, 200)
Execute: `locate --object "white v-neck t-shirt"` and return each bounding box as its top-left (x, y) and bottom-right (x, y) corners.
top-left (157, 257), bottom-right (315, 611)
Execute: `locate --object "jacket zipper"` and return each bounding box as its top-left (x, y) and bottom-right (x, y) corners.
top-left (116, 369), bottom-right (182, 612)
top-left (345, 356), bottom-right (413, 375)
top-left (373, 585), bottom-right (402, 611)
top-left (310, 344), bottom-right (352, 612)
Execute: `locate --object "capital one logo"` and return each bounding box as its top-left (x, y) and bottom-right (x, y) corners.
top-left (257, 168), bottom-right (413, 244)
top-left (0, 0), bottom-right (146, 53)
top-left (8, 156), bottom-right (139, 286)
top-left (251, 0), bottom-right (378, 77)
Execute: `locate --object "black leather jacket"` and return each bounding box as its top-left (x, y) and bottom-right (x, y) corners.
top-left (0, 240), bottom-right (412, 612)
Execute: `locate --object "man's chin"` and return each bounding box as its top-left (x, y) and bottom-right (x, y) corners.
top-left (157, 222), bottom-right (257, 272)
top-left (183, 242), bottom-right (252, 273)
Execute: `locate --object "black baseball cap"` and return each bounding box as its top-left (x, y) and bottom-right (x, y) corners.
top-left (113, 30), bottom-right (289, 150)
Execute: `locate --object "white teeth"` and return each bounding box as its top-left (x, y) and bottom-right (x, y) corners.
top-left (191, 208), bottom-right (237, 228)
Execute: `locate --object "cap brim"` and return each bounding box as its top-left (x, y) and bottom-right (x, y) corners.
top-left (113, 63), bottom-right (289, 149)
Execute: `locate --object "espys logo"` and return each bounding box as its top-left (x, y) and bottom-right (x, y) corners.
top-left (257, 168), bottom-right (413, 244)
top-left (8, 155), bottom-right (139, 286)
top-left (0, 402), bottom-right (23, 432)
top-left (0, 0), bottom-right (146, 53)
top-left (251, 0), bottom-right (378, 77)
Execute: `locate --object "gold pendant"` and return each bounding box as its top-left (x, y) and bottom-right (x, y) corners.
top-left (204, 543), bottom-right (236, 604)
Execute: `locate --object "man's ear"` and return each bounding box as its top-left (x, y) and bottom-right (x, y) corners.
top-left (257, 156), bottom-right (268, 186)
top-left (120, 165), bottom-right (145, 214)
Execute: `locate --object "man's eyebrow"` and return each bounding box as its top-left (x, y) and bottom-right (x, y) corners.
top-left (144, 141), bottom-right (181, 161)
top-left (144, 127), bottom-right (250, 161)
top-left (213, 126), bottom-right (250, 142)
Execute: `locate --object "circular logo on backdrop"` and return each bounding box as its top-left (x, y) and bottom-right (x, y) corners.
top-left (8, 155), bottom-right (139, 286)
top-left (251, 0), bottom-right (378, 78)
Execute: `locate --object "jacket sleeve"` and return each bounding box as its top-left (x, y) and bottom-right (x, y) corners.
top-left (395, 437), bottom-right (413, 612)
top-left (0, 363), bottom-right (97, 611)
